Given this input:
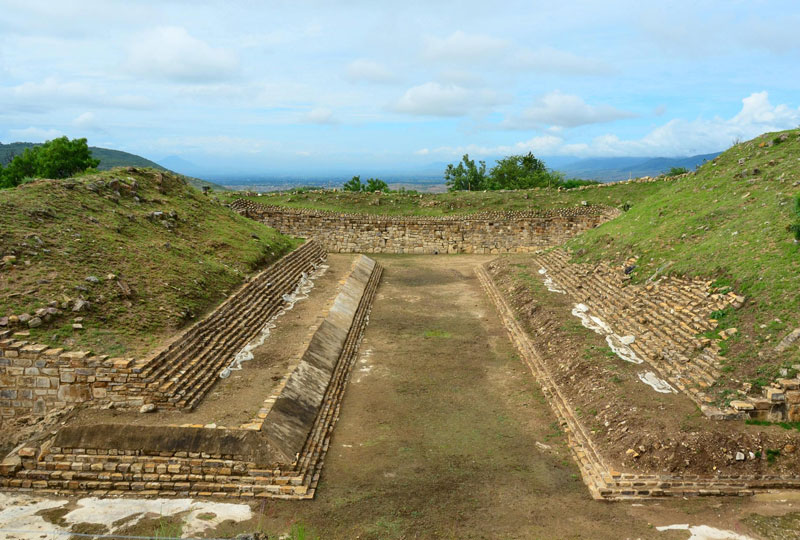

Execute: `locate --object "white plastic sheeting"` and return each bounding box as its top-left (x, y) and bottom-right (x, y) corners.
top-left (539, 267), bottom-right (566, 294)
top-left (220, 263), bottom-right (329, 379)
top-left (638, 371), bottom-right (677, 394)
top-left (656, 523), bottom-right (755, 540)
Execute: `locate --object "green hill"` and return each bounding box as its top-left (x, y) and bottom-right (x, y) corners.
top-left (569, 129), bottom-right (800, 396)
top-left (0, 142), bottom-right (225, 191)
top-left (0, 167), bottom-right (298, 356)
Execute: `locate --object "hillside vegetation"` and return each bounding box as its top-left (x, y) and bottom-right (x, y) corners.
top-left (0, 167), bottom-right (298, 357)
top-left (0, 141), bottom-right (224, 191)
top-left (570, 129), bottom-right (800, 396)
top-left (223, 177), bottom-right (666, 216)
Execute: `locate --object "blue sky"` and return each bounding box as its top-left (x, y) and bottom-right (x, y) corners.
top-left (2, 0), bottom-right (800, 175)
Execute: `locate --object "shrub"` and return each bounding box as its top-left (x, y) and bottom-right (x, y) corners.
top-left (0, 137), bottom-right (99, 188)
top-left (666, 166), bottom-right (689, 177)
top-left (790, 195), bottom-right (800, 241)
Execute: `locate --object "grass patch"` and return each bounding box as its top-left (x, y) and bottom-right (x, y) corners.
top-left (745, 419), bottom-right (800, 432)
top-left (423, 329), bottom-right (452, 338)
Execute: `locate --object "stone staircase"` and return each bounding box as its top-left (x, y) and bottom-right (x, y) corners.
top-left (137, 240), bottom-right (327, 410)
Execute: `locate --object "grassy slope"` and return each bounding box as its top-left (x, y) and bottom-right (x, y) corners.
top-left (0, 167), bottom-right (299, 357)
top-left (0, 142), bottom-right (225, 191)
top-left (220, 179), bottom-right (666, 216)
top-left (570, 129), bottom-right (800, 396)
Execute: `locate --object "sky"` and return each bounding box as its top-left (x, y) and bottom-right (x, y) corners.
top-left (2, 0), bottom-right (800, 175)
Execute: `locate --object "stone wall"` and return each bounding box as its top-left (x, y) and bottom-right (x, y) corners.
top-left (230, 199), bottom-right (619, 254)
top-left (0, 256), bottom-right (383, 499)
top-left (0, 241), bottom-right (327, 423)
top-left (532, 249), bottom-right (800, 421)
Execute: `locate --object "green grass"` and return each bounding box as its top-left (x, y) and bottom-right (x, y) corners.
top-left (219, 177), bottom-right (666, 216)
top-left (423, 329), bottom-right (452, 338)
top-left (569, 129), bottom-right (800, 395)
top-left (0, 167), bottom-right (299, 356)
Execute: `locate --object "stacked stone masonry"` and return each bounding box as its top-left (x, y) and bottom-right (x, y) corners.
top-left (477, 265), bottom-right (800, 500)
top-left (0, 241), bottom-right (327, 423)
top-left (533, 250), bottom-right (800, 421)
top-left (229, 199), bottom-right (620, 254)
top-left (0, 256), bottom-right (383, 499)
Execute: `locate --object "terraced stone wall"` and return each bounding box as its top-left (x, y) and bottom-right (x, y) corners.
top-left (230, 199), bottom-right (619, 254)
top-left (0, 255), bottom-right (383, 499)
top-left (0, 241), bottom-right (327, 423)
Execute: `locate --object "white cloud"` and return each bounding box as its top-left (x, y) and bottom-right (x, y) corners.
top-left (126, 26), bottom-right (239, 82)
top-left (512, 47), bottom-right (613, 75)
top-left (583, 91), bottom-right (800, 156)
top-left (505, 91), bottom-right (635, 129)
top-left (423, 31), bottom-right (509, 63)
top-left (392, 82), bottom-right (506, 117)
top-left (345, 59), bottom-right (397, 84)
top-left (419, 135), bottom-right (564, 158)
top-left (303, 107), bottom-right (338, 125)
top-left (1, 78), bottom-right (152, 112)
top-left (7, 126), bottom-right (65, 142)
top-left (73, 112), bottom-right (97, 129)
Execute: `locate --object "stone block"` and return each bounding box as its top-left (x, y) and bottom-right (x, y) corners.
top-left (57, 384), bottom-right (91, 403)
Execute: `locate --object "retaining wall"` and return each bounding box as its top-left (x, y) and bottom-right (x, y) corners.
top-left (478, 264), bottom-right (800, 500)
top-left (0, 255), bottom-right (383, 499)
top-left (230, 199), bottom-right (619, 254)
top-left (0, 241), bottom-right (327, 422)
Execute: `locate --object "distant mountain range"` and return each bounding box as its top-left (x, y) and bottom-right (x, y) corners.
top-left (554, 153), bottom-right (721, 181)
top-left (0, 142), bottom-right (225, 191)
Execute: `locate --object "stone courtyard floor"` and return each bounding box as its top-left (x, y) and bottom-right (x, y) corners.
top-left (1, 255), bottom-right (799, 539)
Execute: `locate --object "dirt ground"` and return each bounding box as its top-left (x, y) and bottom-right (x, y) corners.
top-left (3, 255), bottom-right (800, 539)
top-left (211, 255), bottom-right (799, 539)
top-left (71, 254), bottom-right (356, 428)
top-left (487, 255), bottom-right (800, 477)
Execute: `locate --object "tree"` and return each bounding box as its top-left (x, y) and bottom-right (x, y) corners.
top-left (0, 137), bottom-right (100, 189)
top-left (1, 147), bottom-right (38, 187)
top-left (35, 136), bottom-right (99, 179)
top-left (444, 154), bottom-right (487, 191)
top-left (488, 152), bottom-right (553, 189)
top-left (365, 178), bottom-right (388, 192)
top-left (342, 175), bottom-right (364, 192)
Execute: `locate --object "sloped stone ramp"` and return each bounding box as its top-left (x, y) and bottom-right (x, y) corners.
top-left (477, 264), bottom-right (800, 500)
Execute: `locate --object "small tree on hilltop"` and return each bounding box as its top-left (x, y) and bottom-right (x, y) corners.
top-left (0, 136), bottom-right (100, 189)
top-left (365, 178), bottom-right (388, 192)
top-left (444, 154), bottom-right (486, 191)
top-left (343, 175), bottom-right (364, 192)
top-left (35, 136), bottom-right (99, 179)
top-left (488, 152), bottom-right (554, 189)
top-left (1, 147), bottom-right (39, 187)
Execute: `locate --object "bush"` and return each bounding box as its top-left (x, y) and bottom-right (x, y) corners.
top-left (665, 166), bottom-right (689, 177)
top-left (0, 137), bottom-right (99, 188)
top-left (444, 151), bottom-right (589, 192)
top-left (342, 176), bottom-right (389, 192)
